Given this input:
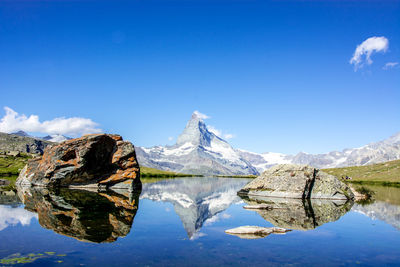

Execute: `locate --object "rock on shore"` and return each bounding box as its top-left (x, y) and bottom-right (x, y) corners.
top-left (225, 226), bottom-right (290, 239)
top-left (16, 134), bottom-right (141, 190)
top-left (238, 164), bottom-right (354, 200)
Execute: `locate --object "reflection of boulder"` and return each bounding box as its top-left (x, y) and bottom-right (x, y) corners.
top-left (141, 178), bottom-right (249, 238)
top-left (17, 187), bottom-right (141, 243)
top-left (240, 195), bottom-right (353, 230)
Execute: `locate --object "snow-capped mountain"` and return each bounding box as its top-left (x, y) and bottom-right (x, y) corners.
top-left (137, 111), bottom-right (400, 175)
top-left (239, 132), bottom-right (400, 173)
top-left (136, 112), bottom-right (258, 175)
top-left (41, 134), bottom-right (71, 143)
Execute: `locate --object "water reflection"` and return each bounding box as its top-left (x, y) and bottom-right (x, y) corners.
top-left (140, 177), bottom-right (249, 239)
top-left (240, 195), bottom-right (354, 230)
top-left (351, 185), bottom-right (400, 230)
top-left (0, 205), bottom-right (37, 231)
top-left (17, 187), bottom-right (141, 243)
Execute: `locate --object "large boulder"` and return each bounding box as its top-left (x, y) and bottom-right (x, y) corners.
top-left (16, 134), bottom-right (141, 190)
top-left (238, 164), bottom-right (354, 200)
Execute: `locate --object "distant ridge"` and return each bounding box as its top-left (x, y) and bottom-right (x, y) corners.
top-left (10, 130), bottom-right (71, 143)
top-left (238, 132), bottom-right (400, 173)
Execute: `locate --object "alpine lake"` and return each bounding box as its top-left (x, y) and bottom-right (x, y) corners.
top-left (1, 177), bottom-right (400, 266)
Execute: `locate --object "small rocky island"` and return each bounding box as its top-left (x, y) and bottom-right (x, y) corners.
top-left (238, 164), bottom-right (354, 200)
top-left (16, 134), bottom-right (141, 191)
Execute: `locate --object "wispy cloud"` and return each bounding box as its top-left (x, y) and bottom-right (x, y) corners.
top-left (207, 125), bottom-right (235, 140)
top-left (168, 136), bottom-right (174, 141)
top-left (193, 110), bottom-right (210, 120)
top-left (223, 133), bottom-right (234, 140)
top-left (383, 62), bottom-right (399, 70)
top-left (0, 107), bottom-right (102, 137)
top-left (207, 125), bottom-right (221, 136)
top-left (350, 36), bottom-right (389, 70)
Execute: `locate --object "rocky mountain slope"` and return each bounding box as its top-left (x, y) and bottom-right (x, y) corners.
top-left (136, 112), bottom-right (258, 175)
top-left (0, 132), bottom-right (52, 154)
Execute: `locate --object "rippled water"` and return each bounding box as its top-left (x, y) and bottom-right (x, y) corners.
top-left (1, 177), bottom-right (400, 266)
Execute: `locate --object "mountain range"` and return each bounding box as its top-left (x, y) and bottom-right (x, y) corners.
top-left (11, 131), bottom-right (71, 143)
top-left (136, 112), bottom-right (400, 175)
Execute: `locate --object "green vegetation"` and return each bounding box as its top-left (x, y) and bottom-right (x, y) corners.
top-left (0, 154), bottom-right (30, 190)
top-left (0, 252), bottom-right (63, 265)
top-left (0, 154), bottom-right (30, 176)
top-left (140, 166), bottom-right (202, 178)
top-left (323, 159), bottom-right (400, 186)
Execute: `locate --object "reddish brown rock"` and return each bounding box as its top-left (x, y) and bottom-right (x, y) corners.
top-left (16, 134), bottom-right (141, 190)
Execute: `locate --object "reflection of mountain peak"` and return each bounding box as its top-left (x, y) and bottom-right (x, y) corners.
top-left (140, 178), bottom-right (249, 238)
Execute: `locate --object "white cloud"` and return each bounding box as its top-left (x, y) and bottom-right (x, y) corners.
top-left (207, 125), bottom-right (235, 140)
top-left (0, 107), bottom-right (102, 137)
top-left (168, 136), bottom-right (174, 141)
top-left (223, 133), bottom-right (234, 140)
top-left (193, 110), bottom-right (210, 120)
top-left (383, 62), bottom-right (399, 70)
top-left (350, 36), bottom-right (389, 70)
top-left (207, 125), bottom-right (221, 136)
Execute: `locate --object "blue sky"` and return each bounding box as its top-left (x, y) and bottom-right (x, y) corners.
top-left (0, 0), bottom-right (399, 154)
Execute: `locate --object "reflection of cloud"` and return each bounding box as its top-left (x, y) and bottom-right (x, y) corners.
top-left (190, 232), bottom-right (206, 240)
top-left (0, 206), bottom-right (37, 231)
top-left (204, 213), bottom-right (232, 226)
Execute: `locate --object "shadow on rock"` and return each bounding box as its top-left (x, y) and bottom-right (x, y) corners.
top-left (240, 195), bottom-right (353, 230)
top-left (17, 186), bottom-right (141, 243)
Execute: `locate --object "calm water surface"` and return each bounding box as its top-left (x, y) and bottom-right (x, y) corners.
top-left (1, 177), bottom-right (400, 266)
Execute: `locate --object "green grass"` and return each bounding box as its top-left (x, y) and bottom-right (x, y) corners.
top-left (0, 154), bottom-right (30, 176)
top-left (140, 166), bottom-right (202, 178)
top-left (323, 159), bottom-right (400, 186)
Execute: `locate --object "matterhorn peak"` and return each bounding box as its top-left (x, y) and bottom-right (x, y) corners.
top-left (176, 111), bottom-right (214, 146)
